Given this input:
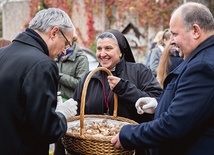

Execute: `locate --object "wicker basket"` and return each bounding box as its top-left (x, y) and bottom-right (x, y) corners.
top-left (62, 67), bottom-right (138, 155)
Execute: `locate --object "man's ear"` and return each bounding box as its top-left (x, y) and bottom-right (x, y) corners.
top-left (192, 24), bottom-right (201, 39)
top-left (50, 26), bottom-right (60, 39)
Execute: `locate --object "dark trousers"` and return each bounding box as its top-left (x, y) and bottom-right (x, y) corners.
top-left (54, 140), bottom-right (66, 155)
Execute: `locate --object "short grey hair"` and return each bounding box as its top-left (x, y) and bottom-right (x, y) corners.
top-left (174, 2), bottom-right (214, 32)
top-left (29, 8), bottom-right (76, 34)
top-left (96, 32), bottom-right (118, 45)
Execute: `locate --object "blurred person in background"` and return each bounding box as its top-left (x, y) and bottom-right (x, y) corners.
top-left (54, 35), bottom-right (89, 155)
top-left (149, 28), bottom-right (171, 77)
top-left (56, 35), bottom-right (89, 101)
top-left (145, 30), bottom-right (164, 66)
top-left (157, 43), bottom-right (183, 88)
top-left (0, 8), bottom-right (78, 155)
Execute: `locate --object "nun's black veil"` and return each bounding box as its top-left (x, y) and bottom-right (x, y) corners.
top-left (106, 29), bottom-right (135, 63)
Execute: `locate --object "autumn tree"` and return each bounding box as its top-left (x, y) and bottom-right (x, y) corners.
top-left (28, 0), bottom-right (183, 48)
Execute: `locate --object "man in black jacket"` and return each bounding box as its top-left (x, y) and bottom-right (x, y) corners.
top-left (0, 8), bottom-right (77, 155)
top-left (111, 2), bottom-right (214, 155)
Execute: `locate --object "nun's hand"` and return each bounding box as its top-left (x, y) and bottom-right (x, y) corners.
top-left (107, 76), bottom-right (121, 90)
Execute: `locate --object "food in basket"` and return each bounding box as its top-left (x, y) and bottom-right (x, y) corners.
top-left (67, 118), bottom-right (127, 137)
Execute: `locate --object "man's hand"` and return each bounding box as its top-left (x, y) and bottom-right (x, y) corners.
top-left (111, 133), bottom-right (123, 149)
top-left (57, 91), bottom-right (63, 105)
top-left (135, 97), bottom-right (157, 114)
top-left (56, 98), bottom-right (77, 119)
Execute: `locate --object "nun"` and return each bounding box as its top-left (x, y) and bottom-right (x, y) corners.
top-left (71, 29), bottom-right (162, 155)
top-left (74, 28), bottom-right (162, 123)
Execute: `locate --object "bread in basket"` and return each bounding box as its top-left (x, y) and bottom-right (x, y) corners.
top-left (62, 67), bottom-right (138, 155)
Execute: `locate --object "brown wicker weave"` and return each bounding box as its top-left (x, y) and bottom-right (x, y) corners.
top-left (62, 67), bottom-right (138, 155)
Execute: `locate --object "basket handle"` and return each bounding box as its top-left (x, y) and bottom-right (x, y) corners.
top-left (80, 67), bottom-right (118, 135)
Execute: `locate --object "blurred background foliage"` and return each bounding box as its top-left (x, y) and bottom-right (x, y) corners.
top-left (1, 0), bottom-right (214, 43)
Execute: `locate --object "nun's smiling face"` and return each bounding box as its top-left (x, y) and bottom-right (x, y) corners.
top-left (96, 38), bottom-right (122, 70)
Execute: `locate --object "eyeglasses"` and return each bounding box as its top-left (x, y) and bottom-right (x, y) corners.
top-left (59, 30), bottom-right (72, 50)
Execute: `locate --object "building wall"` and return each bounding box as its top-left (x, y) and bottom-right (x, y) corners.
top-left (2, 0), bottom-right (29, 41)
top-left (1, 0), bottom-right (151, 63)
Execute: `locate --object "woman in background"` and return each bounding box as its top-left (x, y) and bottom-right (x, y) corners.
top-left (56, 35), bottom-right (89, 101)
top-left (149, 28), bottom-right (171, 77)
top-left (145, 30), bottom-right (164, 66)
top-left (54, 36), bottom-right (89, 155)
top-left (157, 43), bottom-right (183, 88)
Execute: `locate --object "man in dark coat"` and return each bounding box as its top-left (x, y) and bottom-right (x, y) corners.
top-left (111, 2), bottom-right (214, 155)
top-left (0, 8), bottom-right (77, 155)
